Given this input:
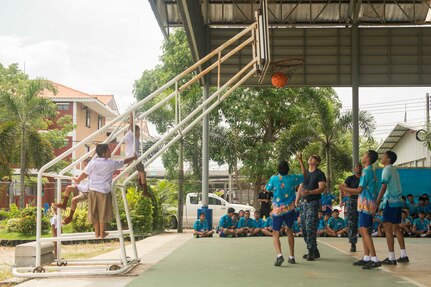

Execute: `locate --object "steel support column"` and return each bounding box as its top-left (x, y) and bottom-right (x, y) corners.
top-left (202, 81), bottom-right (210, 207)
top-left (352, 35), bottom-right (360, 167)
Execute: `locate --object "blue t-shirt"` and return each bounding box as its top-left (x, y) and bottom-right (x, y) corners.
top-left (321, 193), bottom-right (336, 210)
top-left (358, 165), bottom-right (378, 215)
top-left (265, 217), bottom-right (273, 228)
top-left (193, 219), bottom-right (209, 231)
top-left (342, 196), bottom-right (349, 203)
top-left (292, 221), bottom-right (301, 233)
top-left (381, 165), bottom-right (403, 208)
top-left (266, 173), bottom-right (304, 216)
top-left (328, 217), bottom-right (346, 231)
top-left (237, 217), bottom-right (254, 229)
top-left (219, 214), bottom-right (234, 229)
top-left (253, 218), bottom-right (266, 228)
top-left (318, 219), bottom-right (327, 230)
top-left (413, 218), bottom-right (430, 231)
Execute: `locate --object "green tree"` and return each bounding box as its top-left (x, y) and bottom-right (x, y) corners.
top-left (0, 63), bottom-right (58, 207)
top-left (218, 87), bottom-right (305, 207)
top-left (292, 87), bottom-right (375, 191)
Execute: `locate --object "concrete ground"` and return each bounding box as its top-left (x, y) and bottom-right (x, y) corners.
top-left (10, 233), bottom-right (431, 287)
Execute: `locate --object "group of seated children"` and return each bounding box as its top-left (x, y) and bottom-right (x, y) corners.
top-left (195, 199), bottom-right (431, 239)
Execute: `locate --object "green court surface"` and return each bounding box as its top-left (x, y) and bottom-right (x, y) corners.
top-left (126, 236), bottom-right (429, 287)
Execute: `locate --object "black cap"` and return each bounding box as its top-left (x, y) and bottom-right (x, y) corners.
top-left (227, 207), bottom-right (235, 214)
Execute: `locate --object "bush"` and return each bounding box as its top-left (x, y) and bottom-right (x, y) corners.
top-left (71, 205), bottom-right (93, 233)
top-left (113, 186), bottom-right (154, 235)
top-left (0, 204), bottom-right (21, 220)
top-left (6, 218), bottom-right (20, 232)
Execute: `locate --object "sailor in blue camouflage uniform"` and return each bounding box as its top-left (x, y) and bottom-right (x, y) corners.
top-left (343, 163), bottom-right (362, 252)
top-left (296, 155), bottom-right (326, 261)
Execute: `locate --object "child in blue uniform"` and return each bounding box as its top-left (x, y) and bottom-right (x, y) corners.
top-left (413, 211), bottom-right (430, 237)
top-left (236, 210), bottom-right (255, 236)
top-left (193, 212), bottom-right (214, 238)
top-left (262, 214), bottom-right (273, 236)
top-left (266, 156), bottom-right (305, 267)
top-left (327, 209), bottom-right (347, 237)
top-left (340, 150), bottom-right (381, 269)
top-left (218, 207), bottom-right (237, 237)
top-left (292, 217), bottom-right (302, 237)
top-left (253, 211), bottom-right (266, 236)
top-left (321, 188), bottom-right (336, 215)
top-left (376, 151), bottom-right (408, 264)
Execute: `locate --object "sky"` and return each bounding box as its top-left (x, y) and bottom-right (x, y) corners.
top-left (0, 0), bottom-right (430, 149)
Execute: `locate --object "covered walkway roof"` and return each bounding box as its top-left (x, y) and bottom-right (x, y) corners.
top-left (150, 0), bottom-right (431, 87)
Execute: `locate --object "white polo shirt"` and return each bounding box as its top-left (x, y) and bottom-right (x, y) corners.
top-left (84, 158), bottom-right (124, 194)
top-left (125, 130), bottom-right (140, 157)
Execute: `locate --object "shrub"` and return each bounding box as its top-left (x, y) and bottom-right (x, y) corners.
top-left (71, 205), bottom-right (93, 233)
top-left (6, 218), bottom-right (20, 232)
top-left (17, 215), bottom-right (50, 236)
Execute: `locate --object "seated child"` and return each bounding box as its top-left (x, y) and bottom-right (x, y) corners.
top-left (252, 211), bottom-right (266, 236)
top-left (327, 209), bottom-right (347, 237)
top-left (317, 210), bottom-right (327, 237)
top-left (412, 211), bottom-right (430, 237)
top-left (53, 157), bottom-right (91, 224)
top-left (320, 188), bottom-right (336, 215)
top-left (292, 217), bottom-right (302, 237)
top-left (75, 144), bottom-right (136, 238)
top-left (218, 207), bottom-right (237, 237)
top-left (261, 215), bottom-right (273, 236)
top-left (237, 210), bottom-right (255, 236)
top-left (193, 212), bottom-right (214, 238)
top-left (400, 210), bottom-right (412, 237)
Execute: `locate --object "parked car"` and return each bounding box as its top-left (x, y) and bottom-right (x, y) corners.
top-left (168, 193), bottom-right (255, 229)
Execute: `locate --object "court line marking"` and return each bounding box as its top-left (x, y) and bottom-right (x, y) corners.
top-left (317, 239), bottom-right (426, 287)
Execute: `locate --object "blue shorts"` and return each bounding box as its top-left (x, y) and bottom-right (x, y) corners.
top-left (272, 211), bottom-right (296, 232)
top-left (322, 207), bottom-right (332, 216)
top-left (358, 212), bottom-right (373, 228)
top-left (383, 203), bottom-right (402, 224)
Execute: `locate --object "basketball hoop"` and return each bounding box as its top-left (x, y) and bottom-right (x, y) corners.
top-left (267, 58), bottom-right (305, 88)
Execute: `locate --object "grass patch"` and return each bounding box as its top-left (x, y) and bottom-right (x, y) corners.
top-left (0, 220), bottom-right (75, 240)
top-left (62, 242), bottom-right (120, 259)
top-left (0, 268), bottom-right (12, 282)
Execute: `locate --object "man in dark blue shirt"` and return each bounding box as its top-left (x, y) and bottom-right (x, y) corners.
top-left (342, 163), bottom-right (362, 252)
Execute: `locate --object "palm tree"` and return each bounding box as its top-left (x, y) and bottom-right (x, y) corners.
top-left (296, 87), bottom-right (375, 191)
top-left (0, 121), bottom-right (17, 178)
top-left (0, 77), bottom-right (57, 207)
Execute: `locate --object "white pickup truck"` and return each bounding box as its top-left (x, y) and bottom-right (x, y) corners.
top-left (169, 193), bottom-right (256, 229)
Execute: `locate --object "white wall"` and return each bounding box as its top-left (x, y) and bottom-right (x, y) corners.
top-left (392, 130), bottom-right (429, 167)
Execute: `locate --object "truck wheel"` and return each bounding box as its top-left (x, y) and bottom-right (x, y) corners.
top-left (169, 215), bottom-right (178, 229)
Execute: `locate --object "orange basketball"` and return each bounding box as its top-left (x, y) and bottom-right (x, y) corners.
top-left (271, 72), bottom-right (288, 88)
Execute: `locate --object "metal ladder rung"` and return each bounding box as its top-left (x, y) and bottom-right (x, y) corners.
top-left (40, 230), bottom-right (131, 242)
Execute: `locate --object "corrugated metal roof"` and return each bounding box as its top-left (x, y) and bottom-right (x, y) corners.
top-left (376, 123), bottom-right (422, 155)
top-left (158, 1), bottom-right (431, 26)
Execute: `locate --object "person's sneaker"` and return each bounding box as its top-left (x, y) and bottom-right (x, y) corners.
top-left (313, 248), bottom-right (320, 259)
top-left (194, 234), bottom-right (199, 238)
top-left (350, 243), bottom-right (356, 252)
top-left (288, 258), bottom-right (296, 264)
top-left (303, 253), bottom-right (308, 259)
top-left (306, 251), bottom-right (315, 261)
top-left (353, 259), bottom-right (369, 266)
top-left (274, 256), bottom-right (284, 267)
top-left (397, 256), bottom-right (409, 263)
top-left (362, 261), bottom-right (382, 269)
top-left (381, 258), bottom-right (397, 265)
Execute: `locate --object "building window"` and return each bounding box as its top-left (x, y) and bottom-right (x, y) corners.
top-left (85, 109), bottom-right (91, 127)
top-left (56, 103), bottom-right (70, 111)
top-left (98, 116), bottom-right (103, 130)
top-left (85, 144), bottom-right (90, 153)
